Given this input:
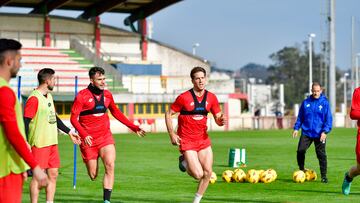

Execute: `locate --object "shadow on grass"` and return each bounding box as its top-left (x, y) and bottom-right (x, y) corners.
top-left (214, 164), bottom-right (232, 167)
top-left (329, 157), bottom-right (354, 161)
top-left (204, 197), bottom-right (280, 203)
top-left (264, 187), bottom-right (360, 196)
top-left (276, 178), bottom-right (294, 183)
top-left (118, 196), bottom-right (280, 203)
top-left (55, 194), bottom-right (101, 202)
top-left (114, 196), bottom-right (187, 203)
top-left (56, 195), bottom-right (186, 203)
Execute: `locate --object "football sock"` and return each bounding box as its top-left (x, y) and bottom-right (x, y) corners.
top-left (103, 188), bottom-right (112, 201)
top-left (46, 201), bottom-right (54, 203)
top-left (345, 173), bottom-right (353, 182)
top-left (193, 193), bottom-right (203, 203)
top-left (182, 159), bottom-right (188, 170)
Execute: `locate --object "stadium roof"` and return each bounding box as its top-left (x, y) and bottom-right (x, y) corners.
top-left (0, 0), bottom-right (182, 24)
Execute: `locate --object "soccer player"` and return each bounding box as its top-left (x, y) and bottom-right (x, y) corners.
top-left (0, 38), bottom-right (47, 203)
top-left (292, 82), bottom-right (332, 183)
top-left (24, 68), bottom-right (81, 203)
top-left (70, 67), bottom-right (145, 203)
top-left (342, 87), bottom-right (360, 195)
top-left (165, 66), bottom-right (226, 203)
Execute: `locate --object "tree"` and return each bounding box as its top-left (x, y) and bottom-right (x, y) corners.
top-left (267, 44), bottom-right (325, 108)
top-left (238, 63), bottom-right (268, 83)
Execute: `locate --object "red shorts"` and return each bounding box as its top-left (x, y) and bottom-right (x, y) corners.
top-left (80, 134), bottom-right (115, 162)
top-left (31, 145), bottom-right (60, 169)
top-left (179, 137), bottom-right (211, 153)
top-left (0, 173), bottom-right (24, 203)
top-left (356, 134), bottom-right (360, 164)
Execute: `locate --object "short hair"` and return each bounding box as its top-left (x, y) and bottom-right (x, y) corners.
top-left (190, 66), bottom-right (206, 80)
top-left (89, 67), bottom-right (105, 78)
top-left (0, 38), bottom-right (22, 65)
top-left (38, 68), bottom-right (55, 84)
top-left (312, 82), bottom-right (322, 89)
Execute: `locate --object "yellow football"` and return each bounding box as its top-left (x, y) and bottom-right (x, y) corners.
top-left (293, 170), bottom-right (306, 183)
top-left (305, 169), bottom-right (317, 181)
top-left (267, 169), bottom-right (277, 181)
top-left (232, 169), bottom-right (246, 183)
top-left (222, 170), bottom-right (234, 183)
top-left (209, 172), bottom-right (217, 184)
top-left (246, 169), bottom-right (260, 183)
top-left (260, 169), bottom-right (276, 183)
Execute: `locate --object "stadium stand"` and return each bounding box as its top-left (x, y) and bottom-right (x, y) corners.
top-left (9, 47), bottom-right (124, 93)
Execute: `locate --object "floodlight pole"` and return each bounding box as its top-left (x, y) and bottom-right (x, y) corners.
top-left (308, 33), bottom-right (316, 94)
top-left (343, 72), bottom-right (349, 113)
top-left (329, 0), bottom-right (336, 117)
top-left (192, 43), bottom-right (200, 55)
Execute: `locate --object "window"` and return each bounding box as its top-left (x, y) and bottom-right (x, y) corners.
top-left (55, 103), bottom-right (63, 115)
top-left (154, 104), bottom-right (159, 114)
top-left (146, 103), bottom-right (151, 114)
top-left (160, 76), bottom-right (167, 88)
top-left (118, 104), bottom-right (127, 115)
top-left (135, 104), bottom-right (144, 114)
top-left (161, 103), bottom-right (170, 113)
top-left (53, 102), bottom-right (72, 116)
top-left (64, 103), bottom-right (71, 114)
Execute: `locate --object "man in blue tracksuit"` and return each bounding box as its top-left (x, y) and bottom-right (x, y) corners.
top-left (292, 82), bottom-right (332, 183)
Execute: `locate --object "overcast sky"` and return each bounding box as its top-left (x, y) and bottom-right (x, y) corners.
top-left (1, 0), bottom-right (360, 70)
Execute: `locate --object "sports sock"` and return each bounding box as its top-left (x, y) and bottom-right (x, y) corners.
top-left (103, 188), bottom-right (112, 201)
top-left (182, 159), bottom-right (188, 170)
top-left (46, 201), bottom-right (54, 203)
top-left (345, 173), bottom-right (353, 182)
top-left (193, 193), bottom-right (203, 203)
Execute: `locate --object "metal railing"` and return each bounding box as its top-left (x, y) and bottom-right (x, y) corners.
top-left (70, 37), bottom-right (123, 89)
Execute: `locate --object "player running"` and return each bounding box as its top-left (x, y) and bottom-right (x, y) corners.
top-left (165, 66), bottom-right (226, 203)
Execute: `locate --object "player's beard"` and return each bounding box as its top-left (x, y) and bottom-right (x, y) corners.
top-left (48, 85), bottom-right (54, 91)
top-left (10, 66), bottom-right (20, 78)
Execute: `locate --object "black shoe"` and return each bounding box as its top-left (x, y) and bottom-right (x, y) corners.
top-left (178, 155), bottom-right (186, 172)
top-left (321, 177), bottom-right (328, 183)
top-left (27, 169), bottom-right (33, 177)
top-left (301, 168), bottom-right (308, 173)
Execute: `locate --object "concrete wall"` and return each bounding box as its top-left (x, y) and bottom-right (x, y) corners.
top-left (207, 79), bottom-right (235, 94)
top-left (122, 75), bottom-right (195, 94)
top-left (147, 42), bottom-right (209, 76)
top-left (101, 36), bottom-right (141, 62)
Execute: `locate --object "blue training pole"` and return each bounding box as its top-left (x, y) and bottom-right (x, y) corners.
top-left (73, 76), bottom-right (78, 189)
top-left (17, 76), bottom-right (21, 100)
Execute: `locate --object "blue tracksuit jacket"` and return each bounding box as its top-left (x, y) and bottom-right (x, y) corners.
top-left (293, 94), bottom-right (332, 138)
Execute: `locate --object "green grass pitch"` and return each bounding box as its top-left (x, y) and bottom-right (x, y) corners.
top-left (21, 128), bottom-right (360, 202)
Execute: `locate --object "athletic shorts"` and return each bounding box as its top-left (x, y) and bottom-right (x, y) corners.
top-left (179, 137), bottom-right (211, 153)
top-left (31, 144), bottom-right (60, 169)
top-left (356, 133), bottom-right (360, 164)
top-left (0, 172), bottom-right (24, 203)
top-left (80, 133), bottom-right (115, 162)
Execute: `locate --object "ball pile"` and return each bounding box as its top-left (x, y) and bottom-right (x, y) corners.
top-left (212, 168), bottom-right (277, 184)
top-left (292, 169), bottom-right (317, 183)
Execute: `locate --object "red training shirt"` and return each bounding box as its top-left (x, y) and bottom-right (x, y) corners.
top-left (171, 89), bottom-right (221, 141)
top-left (350, 87), bottom-right (360, 128)
top-left (70, 88), bottom-right (139, 140)
top-left (0, 86), bottom-right (38, 169)
top-left (23, 96), bottom-right (38, 119)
